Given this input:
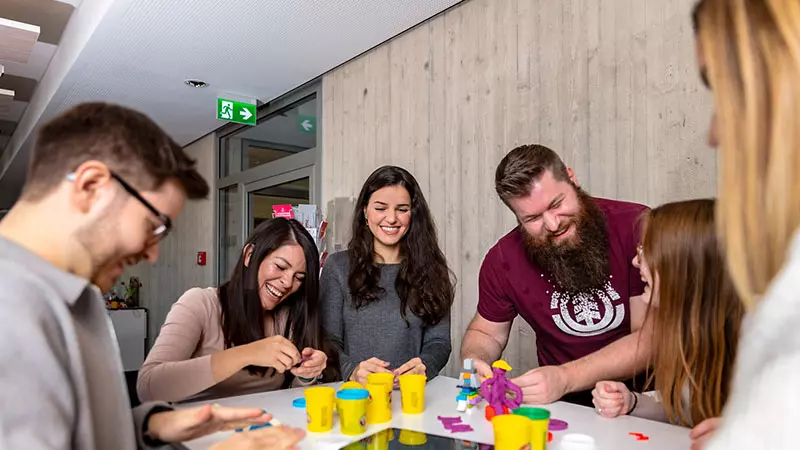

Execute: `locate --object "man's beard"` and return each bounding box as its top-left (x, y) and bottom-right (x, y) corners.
top-left (522, 189), bottom-right (610, 294)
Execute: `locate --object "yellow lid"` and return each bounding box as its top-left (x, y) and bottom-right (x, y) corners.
top-left (491, 360), bottom-right (512, 371)
top-left (339, 381), bottom-right (364, 390)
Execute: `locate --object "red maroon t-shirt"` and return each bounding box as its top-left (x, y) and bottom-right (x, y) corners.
top-left (478, 197), bottom-right (648, 367)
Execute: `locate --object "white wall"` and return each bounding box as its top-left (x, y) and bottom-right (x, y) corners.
top-left (119, 133), bottom-right (217, 347)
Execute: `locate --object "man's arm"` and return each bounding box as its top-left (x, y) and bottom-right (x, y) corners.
top-left (460, 312), bottom-right (513, 378)
top-left (511, 294), bottom-right (652, 404)
top-left (561, 294), bottom-right (652, 393)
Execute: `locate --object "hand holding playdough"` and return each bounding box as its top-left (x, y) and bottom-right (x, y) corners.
top-left (242, 335), bottom-right (302, 373)
top-left (351, 357), bottom-right (392, 385)
top-left (210, 425), bottom-right (306, 450)
top-left (290, 347), bottom-right (327, 380)
top-left (394, 357), bottom-right (426, 377)
top-left (511, 365), bottom-right (568, 404)
top-left (472, 359), bottom-right (493, 382)
top-left (147, 404), bottom-right (270, 443)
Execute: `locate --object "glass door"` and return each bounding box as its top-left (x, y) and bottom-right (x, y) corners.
top-left (245, 167), bottom-right (314, 237)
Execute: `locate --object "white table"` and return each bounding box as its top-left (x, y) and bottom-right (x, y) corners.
top-left (182, 376), bottom-right (690, 450)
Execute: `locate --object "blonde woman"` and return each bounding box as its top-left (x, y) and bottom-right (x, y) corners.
top-left (692, 1), bottom-right (800, 449)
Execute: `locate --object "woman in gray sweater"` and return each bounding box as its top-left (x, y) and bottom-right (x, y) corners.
top-left (321, 165), bottom-right (455, 384)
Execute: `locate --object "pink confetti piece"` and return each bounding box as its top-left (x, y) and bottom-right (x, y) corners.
top-left (549, 419), bottom-right (568, 431)
top-left (448, 425), bottom-right (474, 433)
top-left (438, 416), bottom-right (462, 422)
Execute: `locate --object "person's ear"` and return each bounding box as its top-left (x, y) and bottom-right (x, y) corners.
top-left (67, 160), bottom-right (114, 214)
top-left (566, 168), bottom-right (579, 187)
top-left (243, 243), bottom-right (254, 267)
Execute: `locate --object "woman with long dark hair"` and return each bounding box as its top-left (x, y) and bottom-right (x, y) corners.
top-left (321, 165), bottom-right (455, 384)
top-left (137, 218), bottom-right (335, 402)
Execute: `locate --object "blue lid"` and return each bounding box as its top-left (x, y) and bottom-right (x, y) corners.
top-left (336, 388), bottom-right (369, 400)
top-left (292, 397), bottom-right (306, 408)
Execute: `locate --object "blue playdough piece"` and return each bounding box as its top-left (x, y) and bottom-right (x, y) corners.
top-left (293, 397), bottom-right (306, 408)
top-left (237, 410), bottom-right (272, 432)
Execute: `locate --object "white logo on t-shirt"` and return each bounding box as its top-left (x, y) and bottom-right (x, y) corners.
top-left (549, 281), bottom-right (625, 337)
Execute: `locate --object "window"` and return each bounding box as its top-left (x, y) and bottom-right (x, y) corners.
top-left (220, 96), bottom-right (317, 177)
top-left (216, 83), bottom-right (321, 284)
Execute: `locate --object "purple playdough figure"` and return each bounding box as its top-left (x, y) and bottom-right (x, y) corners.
top-left (479, 360), bottom-right (522, 420)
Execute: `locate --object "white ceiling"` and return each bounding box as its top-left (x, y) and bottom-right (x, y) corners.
top-left (0, 0), bottom-right (463, 208)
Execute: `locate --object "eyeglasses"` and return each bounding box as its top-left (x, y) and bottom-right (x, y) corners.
top-left (66, 171), bottom-right (172, 244)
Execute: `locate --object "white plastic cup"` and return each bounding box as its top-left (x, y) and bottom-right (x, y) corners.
top-left (558, 434), bottom-right (596, 450)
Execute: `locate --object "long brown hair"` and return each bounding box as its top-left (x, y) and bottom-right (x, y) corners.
top-left (219, 218), bottom-right (339, 382)
top-left (642, 199), bottom-right (743, 426)
top-left (694, 0), bottom-right (800, 306)
top-left (348, 166), bottom-right (455, 326)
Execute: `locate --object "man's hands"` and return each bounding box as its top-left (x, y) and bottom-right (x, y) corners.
top-left (211, 426), bottom-right (306, 450)
top-left (147, 404), bottom-right (271, 443)
top-left (510, 366), bottom-right (570, 404)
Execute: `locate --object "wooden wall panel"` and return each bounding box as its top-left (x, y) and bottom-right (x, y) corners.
top-left (321, 0), bottom-right (712, 377)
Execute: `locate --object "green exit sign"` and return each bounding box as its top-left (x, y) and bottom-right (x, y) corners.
top-left (217, 98), bottom-right (257, 125)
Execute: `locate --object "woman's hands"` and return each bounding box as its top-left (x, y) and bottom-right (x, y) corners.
top-left (290, 347), bottom-right (327, 381)
top-left (592, 381), bottom-right (633, 418)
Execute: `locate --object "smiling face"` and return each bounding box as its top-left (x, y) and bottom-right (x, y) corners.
top-left (508, 169), bottom-right (610, 293)
top-left (364, 185), bottom-right (411, 254)
top-left (251, 243), bottom-right (307, 310)
top-left (507, 170), bottom-right (583, 248)
top-left (70, 166), bottom-right (186, 293)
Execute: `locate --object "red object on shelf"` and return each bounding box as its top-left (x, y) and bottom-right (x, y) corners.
top-left (197, 251), bottom-right (206, 266)
top-left (272, 204), bottom-right (294, 219)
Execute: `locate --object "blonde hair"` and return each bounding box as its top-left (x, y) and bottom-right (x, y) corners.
top-left (642, 199), bottom-right (743, 426)
top-left (696, 0), bottom-right (800, 307)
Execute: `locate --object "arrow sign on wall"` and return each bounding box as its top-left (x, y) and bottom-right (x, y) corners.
top-left (298, 115), bottom-right (316, 134)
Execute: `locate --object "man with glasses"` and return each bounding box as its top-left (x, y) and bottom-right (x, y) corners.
top-left (0, 103), bottom-right (305, 450)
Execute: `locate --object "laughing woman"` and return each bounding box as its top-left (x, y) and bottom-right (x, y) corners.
top-left (137, 218), bottom-right (336, 403)
top-left (321, 165), bottom-right (455, 385)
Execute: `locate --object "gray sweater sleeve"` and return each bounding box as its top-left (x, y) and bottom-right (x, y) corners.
top-left (420, 311), bottom-right (451, 380)
top-left (320, 255), bottom-right (358, 380)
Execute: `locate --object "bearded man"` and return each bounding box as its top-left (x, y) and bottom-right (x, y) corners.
top-left (460, 144), bottom-right (652, 407)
